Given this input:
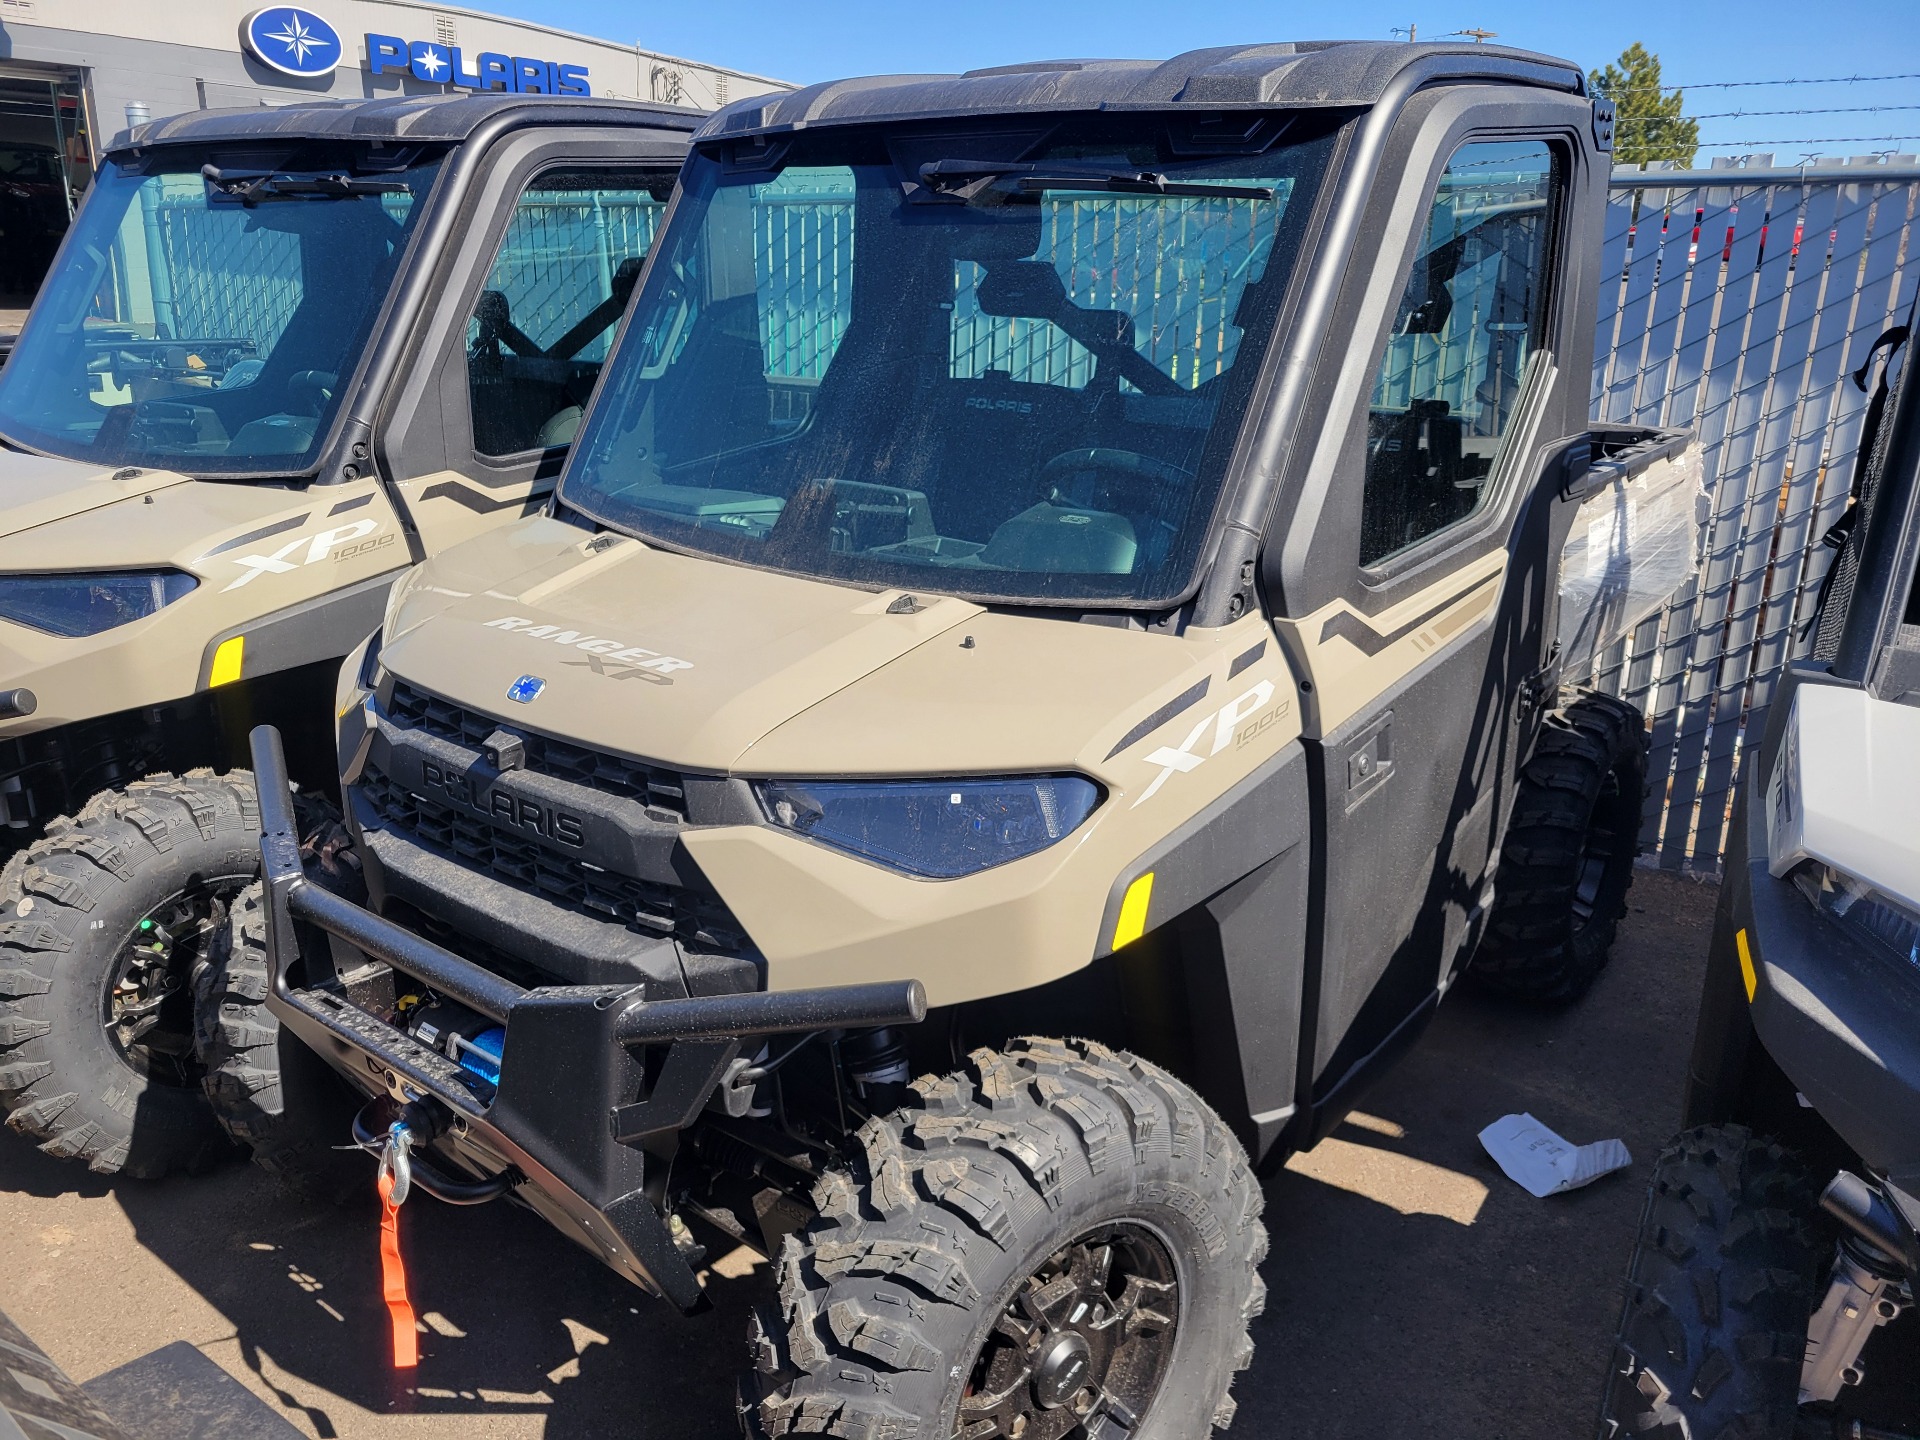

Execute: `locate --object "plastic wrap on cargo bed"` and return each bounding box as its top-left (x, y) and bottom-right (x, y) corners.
top-left (1559, 434), bottom-right (1706, 677)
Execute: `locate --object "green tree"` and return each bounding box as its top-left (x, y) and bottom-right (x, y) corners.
top-left (1590, 43), bottom-right (1700, 169)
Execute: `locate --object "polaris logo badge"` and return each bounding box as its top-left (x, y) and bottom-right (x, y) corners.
top-left (486, 616), bottom-right (694, 677)
top-left (242, 7), bottom-right (343, 78)
top-left (418, 760), bottom-right (585, 847)
top-left (506, 675), bottom-right (546, 704)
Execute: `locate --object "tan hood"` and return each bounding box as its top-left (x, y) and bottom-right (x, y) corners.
top-left (384, 517), bottom-right (1272, 791)
top-left (382, 518), bottom-right (986, 773)
top-left (0, 470), bottom-right (409, 736)
top-left (0, 451), bottom-right (194, 541)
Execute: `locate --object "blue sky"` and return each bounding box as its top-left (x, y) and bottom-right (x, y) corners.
top-left (477, 0), bottom-right (1920, 159)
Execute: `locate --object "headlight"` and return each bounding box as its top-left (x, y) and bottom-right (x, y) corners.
top-left (755, 775), bottom-right (1101, 879)
top-left (1792, 862), bottom-right (1920, 967)
top-left (0, 570), bottom-right (198, 637)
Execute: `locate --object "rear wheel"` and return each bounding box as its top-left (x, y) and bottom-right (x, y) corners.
top-left (1477, 688), bottom-right (1647, 1003)
top-left (1598, 1125), bottom-right (1821, 1440)
top-left (742, 1038), bottom-right (1267, 1438)
top-left (0, 773), bottom-right (258, 1176)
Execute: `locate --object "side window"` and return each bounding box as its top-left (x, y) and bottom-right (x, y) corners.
top-left (468, 168), bottom-right (669, 458)
top-left (1359, 141), bottom-right (1559, 565)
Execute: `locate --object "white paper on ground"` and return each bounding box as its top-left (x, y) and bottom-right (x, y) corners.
top-left (1478, 1112), bottom-right (1633, 1198)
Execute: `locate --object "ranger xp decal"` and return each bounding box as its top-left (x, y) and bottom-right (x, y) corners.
top-left (484, 616), bottom-right (694, 675)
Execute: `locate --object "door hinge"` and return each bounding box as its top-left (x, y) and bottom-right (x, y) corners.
top-left (1592, 97), bottom-right (1616, 154)
top-left (1519, 643), bottom-right (1562, 716)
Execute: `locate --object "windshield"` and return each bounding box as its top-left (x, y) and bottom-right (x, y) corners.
top-left (0, 146), bottom-right (443, 474)
top-left (561, 120), bottom-right (1334, 605)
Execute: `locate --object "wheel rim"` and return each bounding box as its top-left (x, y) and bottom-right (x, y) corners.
top-left (1571, 768), bottom-right (1632, 932)
top-left (955, 1223), bottom-right (1180, 1439)
top-left (101, 877), bottom-right (247, 1087)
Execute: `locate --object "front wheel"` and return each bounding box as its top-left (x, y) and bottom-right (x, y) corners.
top-left (742, 1038), bottom-right (1268, 1439)
top-left (195, 863), bottom-right (370, 1205)
top-left (0, 773), bottom-right (259, 1176)
top-left (1598, 1125), bottom-right (1821, 1440)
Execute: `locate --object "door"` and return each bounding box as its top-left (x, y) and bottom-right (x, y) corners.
top-left (378, 135), bottom-right (679, 554)
top-left (1270, 128), bottom-right (1580, 1124)
top-left (0, 68), bottom-right (91, 312)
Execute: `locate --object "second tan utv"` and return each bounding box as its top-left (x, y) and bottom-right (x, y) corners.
top-left (214, 41), bottom-right (1692, 1437)
top-left (0, 94), bottom-right (696, 1175)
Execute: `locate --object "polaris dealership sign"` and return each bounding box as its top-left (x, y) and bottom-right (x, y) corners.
top-left (242, 7), bottom-right (344, 77)
top-left (241, 7), bottom-right (590, 94)
top-left (367, 35), bottom-right (591, 94)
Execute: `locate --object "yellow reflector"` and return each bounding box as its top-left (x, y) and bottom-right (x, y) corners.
top-left (1735, 928), bottom-right (1757, 1003)
top-left (209, 636), bottom-right (244, 687)
top-left (1114, 872), bottom-right (1154, 950)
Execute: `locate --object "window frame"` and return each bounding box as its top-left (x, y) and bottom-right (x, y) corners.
top-left (369, 126), bottom-right (689, 505)
top-left (1259, 88), bottom-right (1596, 631)
top-left (1354, 134), bottom-right (1570, 575)
top-left (462, 162), bottom-right (677, 464)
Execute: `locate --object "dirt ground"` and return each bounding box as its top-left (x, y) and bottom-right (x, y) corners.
top-left (0, 869), bottom-right (1720, 1439)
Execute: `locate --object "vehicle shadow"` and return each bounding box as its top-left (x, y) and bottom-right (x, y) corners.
top-left (0, 871), bottom-right (1720, 1438)
top-left (0, 1123), bottom-right (752, 1438)
top-left (1233, 869), bottom-right (1719, 1439)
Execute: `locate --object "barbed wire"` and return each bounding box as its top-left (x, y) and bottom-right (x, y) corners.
top-left (1597, 71), bottom-right (1920, 95)
top-left (1618, 105), bottom-right (1920, 127)
top-left (1681, 135), bottom-right (1920, 148)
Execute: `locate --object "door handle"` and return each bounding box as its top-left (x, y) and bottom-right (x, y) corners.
top-left (1345, 711), bottom-right (1394, 808)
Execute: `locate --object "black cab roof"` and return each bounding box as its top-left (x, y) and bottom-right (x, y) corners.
top-left (696, 40), bottom-right (1587, 142)
top-left (108, 93), bottom-right (704, 159)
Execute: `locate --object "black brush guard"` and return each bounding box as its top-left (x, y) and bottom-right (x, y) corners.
top-left (249, 725), bottom-right (926, 1310)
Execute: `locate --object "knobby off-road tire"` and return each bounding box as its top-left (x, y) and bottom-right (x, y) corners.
top-left (195, 859), bottom-right (369, 1205)
top-left (1477, 688), bottom-right (1649, 1004)
top-left (0, 771), bottom-right (260, 1177)
top-left (743, 1037), bottom-right (1268, 1440)
top-left (1598, 1125), bottom-right (1822, 1440)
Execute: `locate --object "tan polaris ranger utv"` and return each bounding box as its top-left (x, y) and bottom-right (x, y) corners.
top-left (0, 94), bottom-right (696, 1177)
top-left (212, 41), bottom-right (1671, 1434)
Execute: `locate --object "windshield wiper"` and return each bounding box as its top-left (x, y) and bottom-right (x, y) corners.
top-left (201, 165), bottom-right (412, 206)
top-left (918, 160), bottom-right (1274, 202)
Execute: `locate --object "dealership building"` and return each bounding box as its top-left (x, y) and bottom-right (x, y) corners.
top-left (0, 0), bottom-right (788, 312)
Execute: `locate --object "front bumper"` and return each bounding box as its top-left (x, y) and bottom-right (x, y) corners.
top-left (1703, 765), bottom-right (1920, 1190)
top-left (248, 724), bottom-right (925, 1309)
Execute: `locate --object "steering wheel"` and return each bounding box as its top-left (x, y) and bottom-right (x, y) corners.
top-left (1037, 448), bottom-right (1192, 564)
top-left (1039, 447), bottom-right (1193, 502)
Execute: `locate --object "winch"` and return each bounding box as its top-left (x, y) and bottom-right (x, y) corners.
top-left (396, 993), bottom-right (506, 1086)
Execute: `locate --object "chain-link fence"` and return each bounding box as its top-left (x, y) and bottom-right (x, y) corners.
top-left (1589, 156), bottom-right (1920, 870)
top-left (475, 192), bottom-right (664, 359)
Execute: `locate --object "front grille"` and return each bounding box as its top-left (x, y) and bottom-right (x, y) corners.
top-left (358, 769), bottom-right (748, 954)
top-left (386, 680), bottom-right (686, 818)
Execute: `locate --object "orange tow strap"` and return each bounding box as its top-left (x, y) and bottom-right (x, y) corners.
top-left (377, 1170), bottom-right (419, 1369)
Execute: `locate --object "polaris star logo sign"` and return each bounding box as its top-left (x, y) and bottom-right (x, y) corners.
top-left (242, 7), bottom-right (344, 79)
top-left (366, 34), bottom-right (590, 95)
top-left (506, 675), bottom-right (547, 704)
